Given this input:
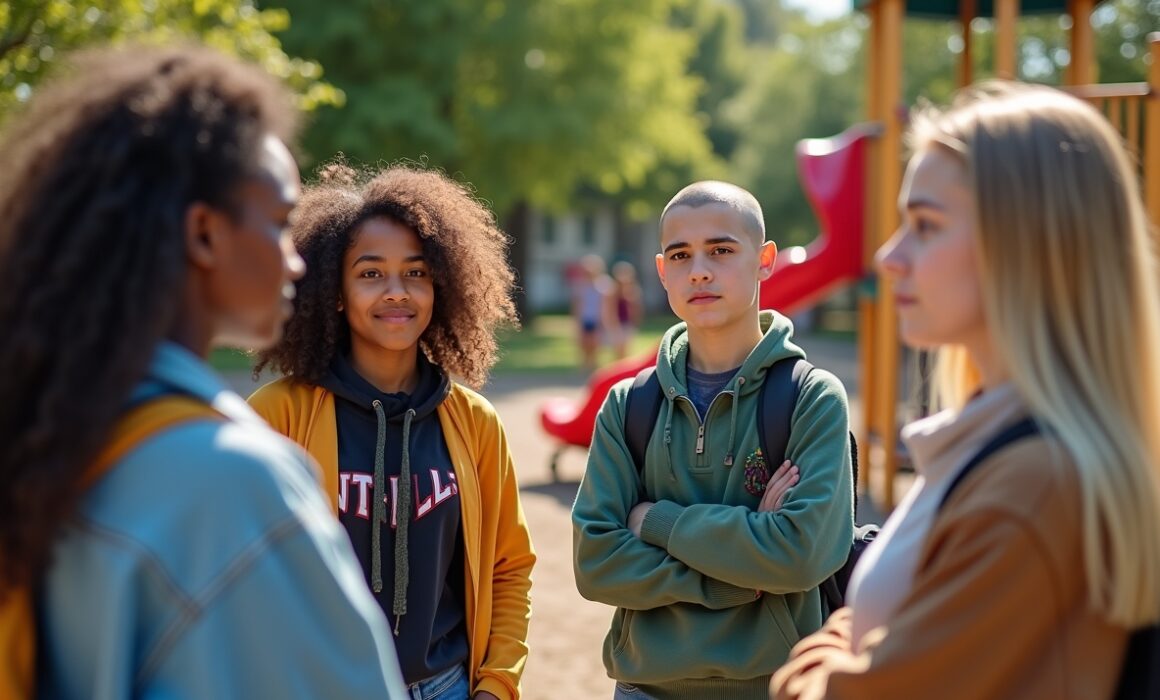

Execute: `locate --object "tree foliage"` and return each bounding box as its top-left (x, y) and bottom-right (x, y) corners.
top-left (270, 0), bottom-right (715, 217)
top-left (724, 0), bottom-right (1160, 248)
top-left (0, 0), bottom-right (341, 120)
top-left (725, 11), bottom-right (865, 247)
top-left (7, 0), bottom-right (1156, 248)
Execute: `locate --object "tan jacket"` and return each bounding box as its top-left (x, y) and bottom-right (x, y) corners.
top-left (772, 428), bottom-right (1128, 700)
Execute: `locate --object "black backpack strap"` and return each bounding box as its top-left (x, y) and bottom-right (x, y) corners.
top-left (756, 357), bottom-right (813, 469)
top-left (758, 357), bottom-right (857, 612)
top-left (848, 430), bottom-right (860, 513)
top-left (623, 367), bottom-right (664, 476)
top-left (1117, 623), bottom-right (1160, 700)
top-left (938, 417), bottom-right (1041, 511)
top-left (759, 358), bottom-right (860, 514)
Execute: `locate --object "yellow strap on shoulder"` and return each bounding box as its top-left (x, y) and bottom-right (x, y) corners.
top-left (82, 395), bottom-right (221, 484)
top-left (1, 395), bottom-right (220, 700)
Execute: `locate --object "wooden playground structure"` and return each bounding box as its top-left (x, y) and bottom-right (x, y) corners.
top-left (859, 0), bottom-right (1160, 509)
top-left (539, 0), bottom-right (1160, 514)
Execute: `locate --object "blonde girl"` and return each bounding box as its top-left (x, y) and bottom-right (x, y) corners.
top-left (772, 82), bottom-right (1160, 699)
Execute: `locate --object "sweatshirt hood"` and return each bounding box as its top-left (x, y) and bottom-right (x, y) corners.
top-left (654, 310), bottom-right (805, 398)
top-left (321, 352), bottom-right (450, 421)
top-left (652, 310), bottom-right (806, 474)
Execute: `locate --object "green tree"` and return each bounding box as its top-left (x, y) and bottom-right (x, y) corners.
top-left (894, 1), bottom-right (1160, 88)
top-left (269, 0), bottom-right (713, 216)
top-left (269, 0), bottom-right (719, 316)
top-left (725, 1), bottom-right (1160, 252)
top-left (731, 0), bottom-right (786, 44)
top-left (674, 0), bottom-right (747, 161)
top-left (727, 12), bottom-right (865, 248)
top-left (0, 0), bottom-right (341, 120)
top-left (605, 0), bottom-right (748, 222)
top-left (1091, 0), bottom-right (1160, 82)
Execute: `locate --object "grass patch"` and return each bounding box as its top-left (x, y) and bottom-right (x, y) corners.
top-left (208, 314), bottom-right (856, 376)
top-left (209, 347), bottom-right (257, 373)
top-left (494, 313), bottom-right (679, 374)
top-left (205, 315), bottom-right (679, 376)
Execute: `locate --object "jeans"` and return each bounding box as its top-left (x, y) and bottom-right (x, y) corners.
top-left (408, 664), bottom-right (470, 700)
top-left (613, 681), bottom-right (657, 700)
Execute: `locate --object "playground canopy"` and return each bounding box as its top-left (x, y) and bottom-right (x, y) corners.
top-left (853, 0), bottom-right (1109, 18)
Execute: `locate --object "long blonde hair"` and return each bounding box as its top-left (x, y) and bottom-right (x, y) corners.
top-left (913, 82), bottom-right (1160, 627)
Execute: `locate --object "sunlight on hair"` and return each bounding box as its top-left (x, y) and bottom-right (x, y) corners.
top-left (913, 81), bottom-right (1160, 627)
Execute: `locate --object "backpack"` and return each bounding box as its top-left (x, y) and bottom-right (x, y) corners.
top-left (0, 394), bottom-right (221, 700)
top-left (623, 356), bottom-right (878, 614)
top-left (938, 418), bottom-right (1160, 700)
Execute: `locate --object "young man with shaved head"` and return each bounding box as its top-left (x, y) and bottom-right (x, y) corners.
top-left (572, 181), bottom-right (854, 699)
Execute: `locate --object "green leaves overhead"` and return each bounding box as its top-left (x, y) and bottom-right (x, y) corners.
top-left (4, 0), bottom-right (1157, 239)
top-left (0, 0), bottom-right (341, 120)
top-left (271, 0), bottom-right (714, 214)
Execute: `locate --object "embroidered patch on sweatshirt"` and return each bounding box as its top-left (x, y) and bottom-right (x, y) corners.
top-left (744, 448), bottom-right (771, 496)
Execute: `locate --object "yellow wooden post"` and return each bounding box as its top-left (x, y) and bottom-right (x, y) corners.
top-left (1068, 0), bottom-right (1095, 86)
top-left (873, 0), bottom-right (904, 510)
top-left (858, 298), bottom-right (876, 497)
top-left (1108, 98), bottom-right (1123, 137)
top-left (1146, 34), bottom-right (1160, 227)
top-left (959, 0), bottom-right (976, 87)
top-left (859, 0), bottom-right (883, 496)
top-left (995, 0), bottom-right (1020, 80)
top-left (1127, 96), bottom-right (1141, 162)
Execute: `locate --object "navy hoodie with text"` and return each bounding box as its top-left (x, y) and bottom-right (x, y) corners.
top-left (320, 353), bottom-right (468, 685)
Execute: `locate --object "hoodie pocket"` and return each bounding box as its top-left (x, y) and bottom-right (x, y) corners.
top-left (611, 608), bottom-right (635, 654)
top-left (761, 594), bottom-right (801, 650)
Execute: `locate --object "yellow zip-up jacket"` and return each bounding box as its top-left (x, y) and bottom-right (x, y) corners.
top-left (249, 377), bottom-right (535, 700)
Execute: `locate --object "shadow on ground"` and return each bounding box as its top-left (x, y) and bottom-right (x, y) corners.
top-left (521, 479), bottom-right (582, 509)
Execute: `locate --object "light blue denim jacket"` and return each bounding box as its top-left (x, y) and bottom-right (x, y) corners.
top-left (36, 343), bottom-right (406, 699)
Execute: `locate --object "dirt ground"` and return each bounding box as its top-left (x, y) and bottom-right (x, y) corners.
top-left (483, 372), bottom-right (618, 699)
top-left (227, 334), bottom-right (866, 699)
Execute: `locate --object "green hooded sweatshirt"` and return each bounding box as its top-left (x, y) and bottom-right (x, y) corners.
top-left (572, 311), bottom-right (854, 700)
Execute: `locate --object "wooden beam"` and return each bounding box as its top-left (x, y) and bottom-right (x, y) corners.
top-left (959, 0), bottom-right (976, 87)
top-left (860, 0), bottom-right (883, 496)
top-left (995, 0), bottom-right (1020, 80)
top-left (1146, 34), bottom-right (1160, 228)
top-left (868, 1), bottom-right (882, 124)
top-left (1126, 95), bottom-right (1141, 162)
top-left (1068, 0), bottom-right (1096, 86)
top-left (874, 0), bottom-right (904, 510)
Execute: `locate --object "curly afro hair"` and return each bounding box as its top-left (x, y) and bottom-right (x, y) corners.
top-left (255, 163), bottom-right (519, 388)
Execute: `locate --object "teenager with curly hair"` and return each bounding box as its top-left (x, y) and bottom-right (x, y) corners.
top-left (250, 164), bottom-right (535, 700)
top-left (0, 46), bottom-right (405, 698)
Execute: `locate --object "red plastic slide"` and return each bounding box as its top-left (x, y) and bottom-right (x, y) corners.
top-left (539, 124), bottom-right (875, 480)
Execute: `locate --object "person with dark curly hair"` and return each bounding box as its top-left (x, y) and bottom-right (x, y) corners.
top-left (0, 45), bottom-right (407, 699)
top-left (249, 163), bottom-right (535, 700)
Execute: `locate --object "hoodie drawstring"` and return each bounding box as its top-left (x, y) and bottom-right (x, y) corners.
top-left (724, 376), bottom-right (744, 467)
top-left (371, 402), bottom-right (417, 636)
top-left (371, 400), bottom-right (387, 596)
top-left (393, 408), bottom-right (417, 635)
top-left (663, 388), bottom-right (677, 481)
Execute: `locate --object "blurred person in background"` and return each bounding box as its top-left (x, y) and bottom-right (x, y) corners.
top-left (572, 253), bottom-right (616, 372)
top-left (609, 260), bottom-right (645, 360)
